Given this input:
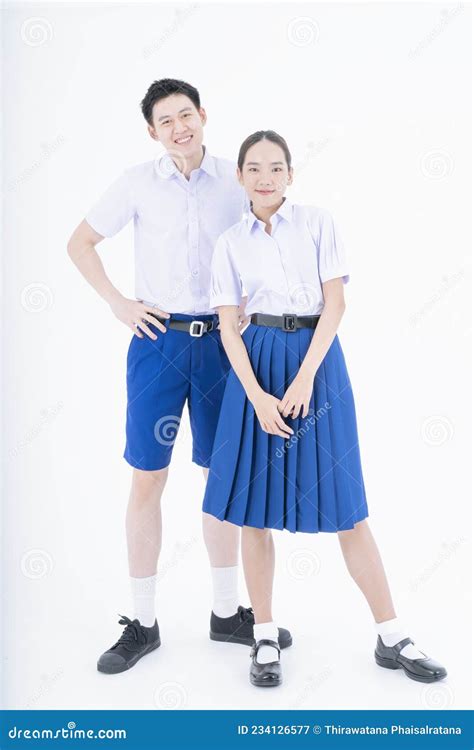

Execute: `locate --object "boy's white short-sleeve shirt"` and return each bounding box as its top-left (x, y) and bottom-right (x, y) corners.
top-left (209, 197), bottom-right (349, 316)
top-left (85, 147), bottom-right (247, 314)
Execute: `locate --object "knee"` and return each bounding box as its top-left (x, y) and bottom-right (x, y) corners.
top-left (243, 526), bottom-right (273, 545)
top-left (130, 467), bottom-right (168, 503)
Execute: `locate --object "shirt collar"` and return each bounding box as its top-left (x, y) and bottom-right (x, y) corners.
top-left (244, 196), bottom-right (293, 231)
top-left (154, 144), bottom-right (217, 180)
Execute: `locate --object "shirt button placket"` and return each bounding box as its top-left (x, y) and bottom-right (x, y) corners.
top-left (188, 186), bottom-right (200, 311)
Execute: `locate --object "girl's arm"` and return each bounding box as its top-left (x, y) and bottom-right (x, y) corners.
top-left (279, 278), bottom-right (346, 418)
top-left (218, 306), bottom-right (293, 438)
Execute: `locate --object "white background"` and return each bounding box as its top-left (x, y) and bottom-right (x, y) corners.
top-left (1, 1), bottom-right (471, 712)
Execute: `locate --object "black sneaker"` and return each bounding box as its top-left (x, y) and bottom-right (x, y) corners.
top-left (210, 606), bottom-right (292, 649)
top-left (97, 614), bottom-right (161, 674)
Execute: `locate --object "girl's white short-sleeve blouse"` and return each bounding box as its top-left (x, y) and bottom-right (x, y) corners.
top-left (209, 198), bottom-right (349, 316)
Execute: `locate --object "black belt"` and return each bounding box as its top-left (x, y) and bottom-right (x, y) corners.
top-left (150, 313), bottom-right (215, 337)
top-left (250, 313), bottom-right (320, 331)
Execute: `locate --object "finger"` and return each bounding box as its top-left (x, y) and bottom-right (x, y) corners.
top-left (271, 423), bottom-right (292, 438)
top-left (143, 314), bottom-right (167, 334)
top-left (301, 403), bottom-right (310, 419)
top-left (130, 324), bottom-right (144, 338)
top-left (137, 321), bottom-right (157, 340)
top-left (143, 306), bottom-right (170, 319)
top-left (291, 403), bottom-right (303, 419)
top-left (276, 415), bottom-right (294, 435)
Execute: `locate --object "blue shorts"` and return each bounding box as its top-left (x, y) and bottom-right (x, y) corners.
top-left (123, 313), bottom-right (231, 471)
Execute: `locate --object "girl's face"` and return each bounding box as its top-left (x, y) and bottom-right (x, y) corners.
top-left (238, 139), bottom-right (293, 212)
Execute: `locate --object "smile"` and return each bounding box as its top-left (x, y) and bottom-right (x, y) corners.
top-left (174, 135), bottom-right (193, 144)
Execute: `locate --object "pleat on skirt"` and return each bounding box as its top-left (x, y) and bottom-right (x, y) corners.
top-left (203, 323), bottom-right (369, 533)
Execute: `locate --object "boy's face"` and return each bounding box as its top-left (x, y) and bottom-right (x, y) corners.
top-left (148, 93), bottom-right (206, 158)
top-left (237, 139), bottom-right (293, 212)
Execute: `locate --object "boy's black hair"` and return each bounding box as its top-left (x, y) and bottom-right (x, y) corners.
top-left (237, 130), bottom-right (292, 171)
top-left (140, 79), bottom-right (201, 125)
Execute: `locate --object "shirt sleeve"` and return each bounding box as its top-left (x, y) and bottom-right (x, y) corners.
top-left (314, 208), bottom-right (350, 284)
top-left (85, 170), bottom-right (135, 238)
top-left (209, 234), bottom-right (243, 309)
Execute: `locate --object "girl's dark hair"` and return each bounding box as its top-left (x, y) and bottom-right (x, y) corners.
top-left (141, 79), bottom-right (201, 125)
top-left (237, 130), bottom-right (292, 171)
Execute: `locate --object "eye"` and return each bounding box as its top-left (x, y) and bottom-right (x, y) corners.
top-left (162, 120), bottom-right (171, 126)
top-left (248, 167), bottom-right (257, 172)
top-left (273, 167), bottom-right (283, 172)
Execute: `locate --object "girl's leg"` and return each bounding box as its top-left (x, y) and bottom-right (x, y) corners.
top-left (337, 519), bottom-right (395, 622)
top-left (337, 519), bottom-right (426, 659)
top-left (241, 526), bottom-right (279, 663)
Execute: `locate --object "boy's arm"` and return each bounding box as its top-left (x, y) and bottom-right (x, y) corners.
top-left (67, 218), bottom-right (168, 339)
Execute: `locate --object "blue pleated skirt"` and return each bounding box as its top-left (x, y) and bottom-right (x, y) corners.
top-left (202, 323), bottom-right (369, 533)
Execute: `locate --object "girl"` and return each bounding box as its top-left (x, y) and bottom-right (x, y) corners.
top-left (202, 130), bottom-right (447, 688)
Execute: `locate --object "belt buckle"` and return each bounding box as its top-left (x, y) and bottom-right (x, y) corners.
top-left (190, 320), bottom-right (205, 337)
top-left (282, 313), bottom-right (296, 332)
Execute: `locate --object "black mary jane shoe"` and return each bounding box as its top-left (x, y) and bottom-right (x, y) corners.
top-left (210, 605), bottom-right (292, 649)
top-left (249, 639), bottom-right (282, 688)
top-left (374, 636), bottom-right (447, 683)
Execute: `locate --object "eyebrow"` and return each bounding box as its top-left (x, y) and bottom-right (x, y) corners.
top-left (245, 161), bottom-right (285, 166)
top-left (158, 107), bottom-right (193, 122)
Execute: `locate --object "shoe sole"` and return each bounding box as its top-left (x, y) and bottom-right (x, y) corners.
top-left (210, 632), bottom-right (292, 650)
top-left (250, 675), bottom-right (282, 688)
top-left (97, 639), bottom-right (161, 675)
top-left (374, 652), bottom-right (447, 683)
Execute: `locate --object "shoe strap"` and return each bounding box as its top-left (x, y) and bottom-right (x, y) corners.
top-left (392, 636), bottom-right (414, 654)
top-left (251, 638), bottom-right (281, 658)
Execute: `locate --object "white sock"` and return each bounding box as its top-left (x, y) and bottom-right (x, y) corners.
top-left (130, 574), bottom-right (157, 627)
top-left (253, 622), bottom-right (279, 664)
top-left (375, 617), bottom-right (426, 659)
top-left (211, 565), bottom-right (240, 618)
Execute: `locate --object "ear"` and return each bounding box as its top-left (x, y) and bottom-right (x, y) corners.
top-left (287, 167), bottom-right (294, 185)
top-left (199, 107), bottom-right (207, 126)
top-left (147, 124), bottom-right (159, 143)
top-left (236, 167), bottom-right (244, 186)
